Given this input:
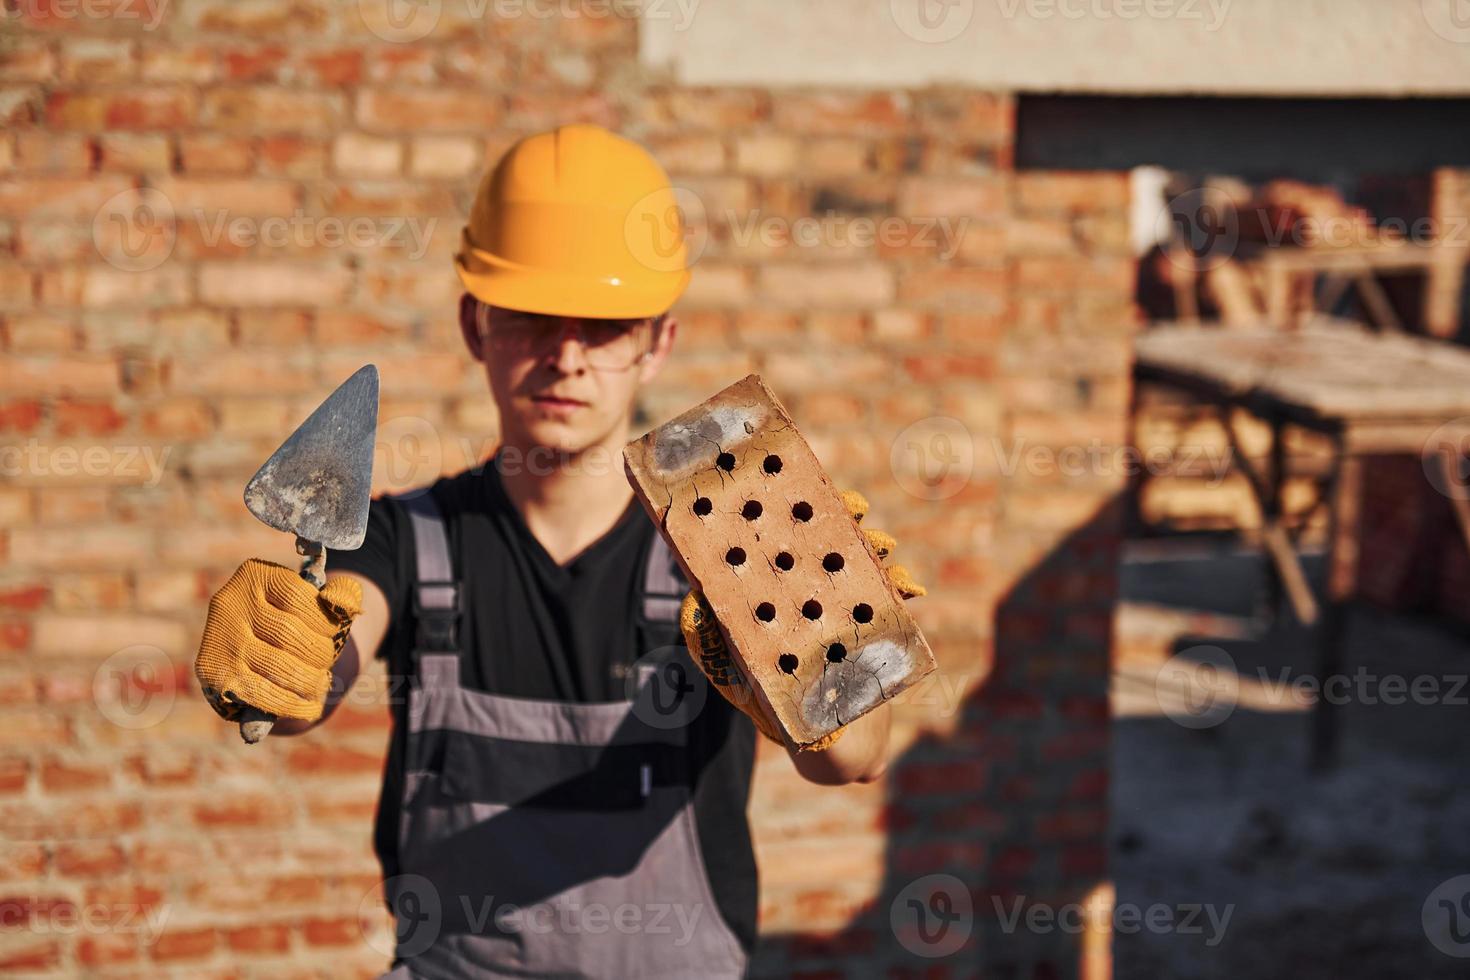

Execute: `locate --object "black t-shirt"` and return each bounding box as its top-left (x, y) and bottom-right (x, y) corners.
top-left (325, 454), bottom-right (759, 952)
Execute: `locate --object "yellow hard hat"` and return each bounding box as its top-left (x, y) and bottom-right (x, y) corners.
top-left (454, 124), bottom-right (690, 319)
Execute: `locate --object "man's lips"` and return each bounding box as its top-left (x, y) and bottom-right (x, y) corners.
top-left (531, 395), bottom-right (587, 406)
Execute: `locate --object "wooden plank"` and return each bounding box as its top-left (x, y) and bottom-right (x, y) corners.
top-left (622, 374), bottom-right (937, 747)
top-left (1135, 320), bottom-right (1470, 422)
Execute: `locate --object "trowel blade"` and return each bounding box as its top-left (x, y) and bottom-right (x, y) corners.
top-left (243, 364), bottom-right (379, 551)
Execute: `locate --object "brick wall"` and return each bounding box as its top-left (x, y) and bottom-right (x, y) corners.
top-left (0, 6), bottom-right (1132, 976)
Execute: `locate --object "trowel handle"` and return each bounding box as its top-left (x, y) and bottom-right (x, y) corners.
top-left (237, 537), bottom-right (328, 744)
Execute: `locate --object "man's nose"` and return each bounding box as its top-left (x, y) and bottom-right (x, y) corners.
top-left (546, 319), bottom-right (591, 370)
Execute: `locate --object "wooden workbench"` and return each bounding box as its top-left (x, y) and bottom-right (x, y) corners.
top-left (1133, 318), bottom-right (1470, 767)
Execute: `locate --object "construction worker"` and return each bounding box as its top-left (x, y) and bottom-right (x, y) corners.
top-left (195, 124), bottom-right (923, 978)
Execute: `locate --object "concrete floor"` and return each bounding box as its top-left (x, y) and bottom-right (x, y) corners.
top-left (1111, 542), bottom-right (1470, 979)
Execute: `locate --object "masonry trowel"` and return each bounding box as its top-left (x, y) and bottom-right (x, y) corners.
top-left (236, 364), bottom-right (379, 744)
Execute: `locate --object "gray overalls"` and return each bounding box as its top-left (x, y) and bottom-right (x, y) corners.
top-left (378, 492), bottom-right (750, 979)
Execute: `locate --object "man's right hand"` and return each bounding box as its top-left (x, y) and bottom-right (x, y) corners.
top-left (195, 559), bottom-right (363, 724)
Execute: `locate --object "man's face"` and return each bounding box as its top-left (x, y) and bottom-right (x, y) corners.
top-left (459, 295), bottom-right (676, 456)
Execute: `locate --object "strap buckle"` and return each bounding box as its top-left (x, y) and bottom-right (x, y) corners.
top-left (412, 580), bottom-right (462, 652)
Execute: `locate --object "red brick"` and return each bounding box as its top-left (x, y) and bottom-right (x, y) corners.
top-left (77, 932), bottom-right (138, 966)
top-left (203, 88), bottom-right (342, 133)
top-left (1016, 172), bottom-right (1130, 215)
top-left (0, 757), bottom-right (30, 794)
top-left (55, 841), bottom-right (127, 877)
top-left (894, 760), bottom-right (989, 796)
top-left (357, 88), bottom-right (502, 133)
top-left (301, 916), bottom-right (358, 946)
top-left (46, 89), bottom-right (195, 130)
top-left (149, 927), bottom-right (217, 962)
top-left (54, 398), bottom-right (126, 435)
top-left (226, 921), bottom-right (292, 954)
top-left (40, 758), bottom-right (112, 792)
top-left (0, 938), bottom-right (61, 971)
top-left (285, 743), bottom-right (385, 777)
top-left (1061, 844), bottom-right (1107, 879)
top-left (193, 794), bottom-right (292, 828)
top-left (0, 399), bottom-right (42, 432)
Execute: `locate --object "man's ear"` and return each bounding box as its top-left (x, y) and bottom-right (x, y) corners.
top-left (637, 313), bottom-right (677, 384)
top-left (459, 293), bottom-right (486, 362)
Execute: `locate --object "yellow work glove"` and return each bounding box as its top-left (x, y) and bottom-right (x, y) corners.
top-left (195, 558), bottom-right (363, 723)
top-left (678, 488), bottom-right (926, 751)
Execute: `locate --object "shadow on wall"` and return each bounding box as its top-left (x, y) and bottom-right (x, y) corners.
top-left (752, 500), bottom-right (1121, 979)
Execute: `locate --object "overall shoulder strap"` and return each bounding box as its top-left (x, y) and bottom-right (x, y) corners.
top-left (640, 531), bottom-right (686, 626)
top-left (392, 490), bottom-right (461, 655)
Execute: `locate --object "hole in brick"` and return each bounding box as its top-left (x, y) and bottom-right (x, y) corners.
top-left (763, 454), bottom-right (783, 474)
top-left (822, 552), bottom-right (845, 573)
top-left (792, 501), bottom-right (813, 522)
top-left (802, 599), bottom-right (822, 620)
top-left (693, 496), bottom-right (713, 516)
top-left (726, 547), bottom-right (746, 566)
top-left (826, 643), bottom-right (847, 663)
top-left (755, 602), bottom-right (776, 622)
top-left (742, 500), bottom-right (763, 520)
top-left (853, 602), bottom-right (874, 624)
top-left (774, 551), bottom-right (795, 571)
top-left (716, 451), bottom-right (736, 471)
top-left (778, 653), bottom-right (798, 674)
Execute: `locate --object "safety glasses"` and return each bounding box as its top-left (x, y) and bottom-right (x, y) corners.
top-left (475, 302), bottom-right (659, 372)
